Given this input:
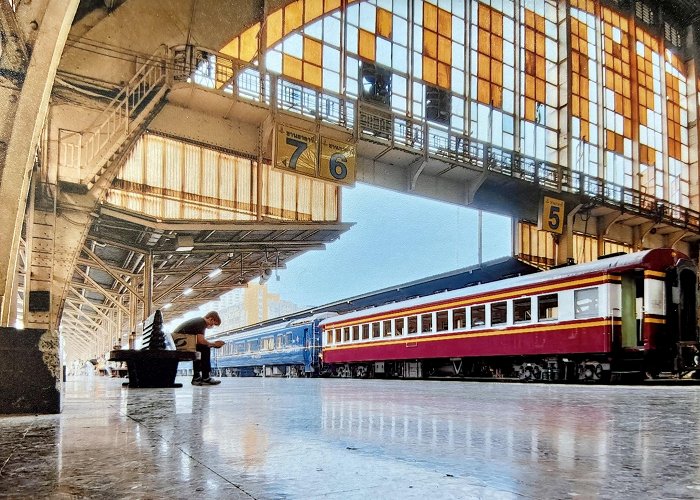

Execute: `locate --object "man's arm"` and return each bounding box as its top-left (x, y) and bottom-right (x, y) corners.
top-left (196, 334), bottom-right (224, 348)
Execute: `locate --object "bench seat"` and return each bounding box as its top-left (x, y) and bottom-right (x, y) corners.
top-left (109, 349), bottom-right (199, 388)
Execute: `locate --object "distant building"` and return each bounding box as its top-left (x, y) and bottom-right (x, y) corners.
top-left (209, 283), bottom-right (306, 333)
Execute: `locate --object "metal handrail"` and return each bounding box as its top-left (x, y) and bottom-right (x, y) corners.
top-left (161, 44), bottom-right (700, 234)
top-left (81, 46), bottom-right (167, 170)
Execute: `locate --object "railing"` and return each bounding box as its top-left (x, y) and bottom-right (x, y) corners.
top-left (82, 47), bottom-right (167, 169)
top-left (6, 0), bottom-right (17, 12)
top-left (170, 44), bottom-right (700, 234)
top-left (58, 46), bottom-right (167, 183)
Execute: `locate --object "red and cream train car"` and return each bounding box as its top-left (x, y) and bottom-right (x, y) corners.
top-left (320, 249), bottom-right (698, 381)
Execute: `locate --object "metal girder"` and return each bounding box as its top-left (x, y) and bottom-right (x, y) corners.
top-left (64, 302), bottom-right (105, 332)
top-left (153, 254), bottom-right (219, 303)
top-left (97, 207), bottom-right (352, 233)
top-left (67, 286), bottom-right (117, 328)
top-left (72, 266), bottom-right (130, 315)
top-left (76, 258), bottom-right (140, 277)
top-left (81, 246), bottom-right (142, 300)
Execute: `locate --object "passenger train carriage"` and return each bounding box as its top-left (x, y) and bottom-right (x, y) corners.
top-left (320, 249), bottom-right (698, 382)
top-left (213, 313), bottom-right (334, 377)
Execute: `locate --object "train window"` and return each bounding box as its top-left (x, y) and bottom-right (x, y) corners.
top-left (352, 325), bottom-right (360, 341)
top-left (453, 308), bottom-right (467, 329)
top-left (395, 318), bottom-right (405, 336)
top-left (262, 337), bottom-right (274, 350)
top-left (436, 310), bottom-right (449, 331)
top-left (538, 294), bottom-right (558, 320)
top-left (343, 327), bottom-right (350, 342)
top-left (362, 324), bottom-right (370, 339)
top-left (327, 331), bottom-right (334, 345)
top-left (513, 298), bottom-right (532, 323)
top-left (382, 319), bottom-right (392, 336)
top-left (276, 334), bottom-right (284, 348)
top-left (421, 313), bottom-right (433, 334)
top-left (235, 342), bottom-right (244, 354)
top-left (335, 329), bottom-right (342, 343)
top-left (471, 305), bottom-right (486, 327)
top-left (286, 332), bottom-right (292, 345)
top-left (372, 322), bottom-right (381, 338)
top-left (407, 315), bottom-right (418, 334)
top-left (491, 302), bottom-right (507, 325)
top-left (575, 288), bottom-right (599, 318)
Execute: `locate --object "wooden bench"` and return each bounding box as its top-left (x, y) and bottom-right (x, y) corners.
top-left (109, 310), bottom-right (199, 388)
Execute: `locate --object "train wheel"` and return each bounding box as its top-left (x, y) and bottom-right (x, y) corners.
top-left (518, 363), bottom-right (543, 382)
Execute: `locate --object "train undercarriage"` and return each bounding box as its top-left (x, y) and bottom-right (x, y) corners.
top-left (325, 346), bottom-right (700, 383)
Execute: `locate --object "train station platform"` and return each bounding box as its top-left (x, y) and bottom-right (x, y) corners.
top-left (1, 377), bottom-right (699, 499)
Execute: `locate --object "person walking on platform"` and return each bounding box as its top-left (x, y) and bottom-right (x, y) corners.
top-left (173, 311), bottom-right (225, 386)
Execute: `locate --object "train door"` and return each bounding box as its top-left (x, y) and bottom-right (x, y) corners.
top-left (620, 271), bottom-right (643, 348)
top-left (665, 262), bottom-right (698, 370)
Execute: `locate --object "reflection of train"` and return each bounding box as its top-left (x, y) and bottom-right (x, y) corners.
top-left (214, 249), bottom-right (698, 382)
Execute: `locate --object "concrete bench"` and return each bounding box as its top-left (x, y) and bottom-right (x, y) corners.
top-left (109, 310), bottom-right (199, 388)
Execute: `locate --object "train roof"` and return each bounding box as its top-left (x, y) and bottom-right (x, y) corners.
top-left (212, 255), bottom-right (540, 338)
top-left (320, 248), bottom-right (689, 326)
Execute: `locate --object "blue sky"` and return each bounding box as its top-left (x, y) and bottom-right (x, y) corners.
top-left (267, 183), bottom-right (512, 307)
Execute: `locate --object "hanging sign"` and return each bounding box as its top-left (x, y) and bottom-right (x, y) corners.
top-left (274, 123), bottom-right (356, 186)
top-left (539, 196), bottom-right (565, 234)
top-left (275, 124), bottom-right (317, 177)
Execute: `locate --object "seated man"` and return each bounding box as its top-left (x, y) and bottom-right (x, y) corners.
top-left (173, 311), bottom-right (225, 386)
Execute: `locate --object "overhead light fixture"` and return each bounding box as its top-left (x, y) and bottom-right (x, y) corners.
top-left (208, 268), bottom-right (222, 278)
top-left (259, 268), bottom-right (273, 285)
top-left (176, 235), bottom-right (194, 252)
top-left (182, 288), bottom-right (193, 296)
top-left (162, 303), bottom-right (172, 310)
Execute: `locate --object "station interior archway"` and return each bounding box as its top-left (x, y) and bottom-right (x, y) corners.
top-left (1, 0), bottom-right (699, 384)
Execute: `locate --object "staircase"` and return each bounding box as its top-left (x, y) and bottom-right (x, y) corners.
top-left (58, 46), bottom-right (169, 193)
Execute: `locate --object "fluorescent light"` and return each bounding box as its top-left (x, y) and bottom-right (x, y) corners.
top-left (182, 288), bottom-right (193, 296)
top-left (208, 268), bottom-right (222, 278)
top-left (162, 303), bottom-right (172, 310)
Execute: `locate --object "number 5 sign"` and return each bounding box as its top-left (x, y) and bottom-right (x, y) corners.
top-left (539, 196), bottom-right (565, 234)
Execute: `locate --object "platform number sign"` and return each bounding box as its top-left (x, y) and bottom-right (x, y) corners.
top-left (540, 196), bottom-right (565, 234)
top-left (275, 124), bottom-right (356, 186)
top-left (319, 136), bottom-right (356, 185)
top-left (276, 125), bottom-right (317, 177)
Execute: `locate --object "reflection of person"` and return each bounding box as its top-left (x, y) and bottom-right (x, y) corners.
top-left (173, 311), bottom-right (225, 386)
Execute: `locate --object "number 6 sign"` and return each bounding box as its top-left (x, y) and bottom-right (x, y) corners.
top-left (319, 136), bottom-right (356, 186)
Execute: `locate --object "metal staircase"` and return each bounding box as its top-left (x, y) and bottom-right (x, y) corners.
top-left (58, 46), bottom-right (169, 194)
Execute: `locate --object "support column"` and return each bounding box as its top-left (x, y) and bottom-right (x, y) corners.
top-left (0, 1), bottom-right (79, 326)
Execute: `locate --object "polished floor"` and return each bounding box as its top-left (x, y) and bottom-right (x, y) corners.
top-left (2, 376), bottom-right (700, 499)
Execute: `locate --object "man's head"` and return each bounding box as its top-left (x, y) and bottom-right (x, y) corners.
top-left (204, 311), bottom-right (221, 328)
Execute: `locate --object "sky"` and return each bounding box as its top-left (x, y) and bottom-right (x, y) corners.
top-left (165, 182), bottom-right (512, 330)
top-left (266, 183), bottom-right (512, 307)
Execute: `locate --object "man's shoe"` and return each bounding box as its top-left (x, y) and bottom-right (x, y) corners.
top-left (191, 377), bottom-right (203, 386)
top-left (200, 378), bottom-right (221, 385)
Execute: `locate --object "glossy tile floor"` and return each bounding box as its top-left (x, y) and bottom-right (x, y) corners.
top-left (2, 376), bottom-right (700, 499)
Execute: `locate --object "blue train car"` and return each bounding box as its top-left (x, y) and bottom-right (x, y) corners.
top-left (212, 313), bottom-right (336, 377)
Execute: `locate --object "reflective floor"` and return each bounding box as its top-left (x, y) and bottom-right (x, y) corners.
top-left (2, 376), bottom-right (700, 499)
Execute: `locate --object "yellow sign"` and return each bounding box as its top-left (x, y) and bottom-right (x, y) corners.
top-left (540, 196), bottom-right (565, 234)
top-left (319, 136), bottom-right (356, 186)
top-left (275, 125), bottom-right (317, 177)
